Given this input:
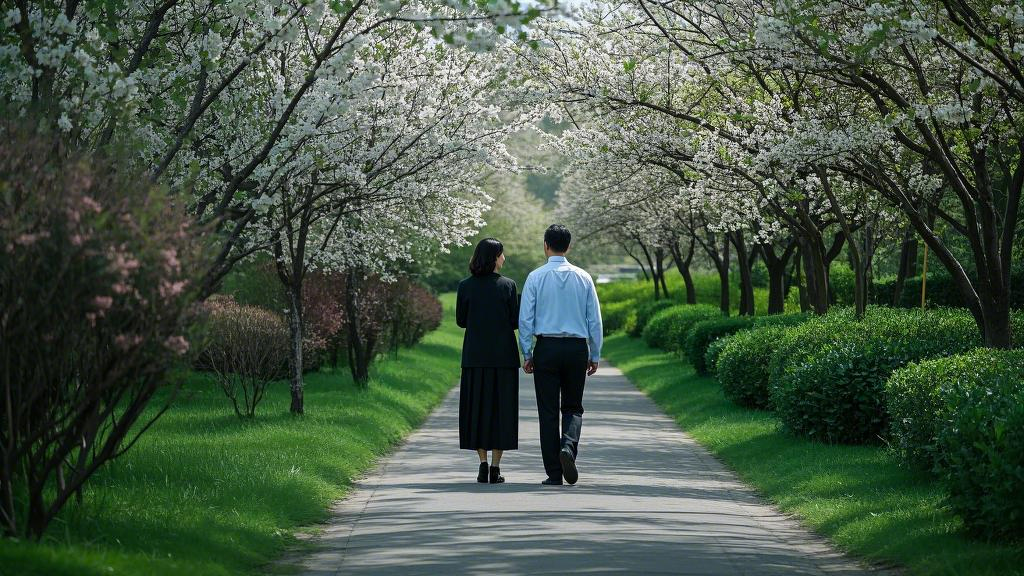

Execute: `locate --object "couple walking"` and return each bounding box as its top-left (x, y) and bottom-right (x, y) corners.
top-left (456, 224), bottom-right (602, 486)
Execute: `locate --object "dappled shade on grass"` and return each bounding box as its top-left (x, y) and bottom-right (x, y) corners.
top-left (603, 333), bottom-right (1024, 576)
top-left (0, 295), bottom-right (463, 576)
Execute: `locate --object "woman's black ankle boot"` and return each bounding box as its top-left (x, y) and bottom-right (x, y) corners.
top-left (489, 465), bottom-right (504, 484)
top-left (477, 462), bottom-right (489, 483)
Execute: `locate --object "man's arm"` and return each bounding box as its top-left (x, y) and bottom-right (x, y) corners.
top-left (585, 277), bottom-right (603, 367)
top-left (518, 274), bottom-right (536, 361)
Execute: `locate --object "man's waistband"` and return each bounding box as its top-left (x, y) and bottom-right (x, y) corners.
top-left (536, 334), bottom-right (586, 341)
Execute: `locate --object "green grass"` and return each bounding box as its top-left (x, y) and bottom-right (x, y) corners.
top-left (597, 273), bottom-right (790, 316)
top-left (1, 294), bottom-right (464, 576)
top-left (603, 333), bottom-right (1024, 576)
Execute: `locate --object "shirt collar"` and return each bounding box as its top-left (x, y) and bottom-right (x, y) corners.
top-left (548, 256), bottom-right (567, 263)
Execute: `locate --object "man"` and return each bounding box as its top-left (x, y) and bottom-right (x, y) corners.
top-left (519, 224), bottom-right (603, 486)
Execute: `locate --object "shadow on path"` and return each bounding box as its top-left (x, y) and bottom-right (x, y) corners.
top-left (289, 364), bottom-right (887, 576)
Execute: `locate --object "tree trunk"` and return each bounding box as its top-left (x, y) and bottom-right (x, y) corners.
top-left (818, 168), bottom-right (865, 318)
top-left (718, 237), bottom-right (731, 315)
top-left (731, 232), bottom-right (755, 316)
top-left (762, 239), bottom-right (795, 315)
top-left (344, 270), bottom-right (373, 387)
top-left (669, 238), bottom-right (697, 304)
top-left (892, 227), bottom-right (917, 307)
top-left (654, 248), bottom-right (669, 299)
top-left (286, 284), bottom-right (305, 414)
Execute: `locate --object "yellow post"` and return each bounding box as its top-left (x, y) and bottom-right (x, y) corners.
top-left (921, 243), bottom-right (929, 310)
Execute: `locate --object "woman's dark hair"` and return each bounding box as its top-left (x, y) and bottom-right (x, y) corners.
top-left (544, 224), bottom-right (571, 252)
top-left (469, 238), bottom-right (504, 276)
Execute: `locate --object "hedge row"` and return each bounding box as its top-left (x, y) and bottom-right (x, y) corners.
top-left (627, 299), bottom-right (678, 337)
top-left (887, 349), bottom-right (1024, 541)
top-left (831, 265), bottom-right (1024, 310)
top-left (685, 313), bottom-right (810, 376)
top-left (641, 304), bottom-right (721, 351)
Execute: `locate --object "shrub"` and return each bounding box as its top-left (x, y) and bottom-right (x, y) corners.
top-left (685, 316), bottom-right (755, 375)
top-left (642, 304), bottom-right (721, 351)
top-left (886, 349), bottom-right (1022, 473)
top-left (627, 299), bottom-right (677, 337)
top-left (0, 123), bottom-right (205, 538)
top-left (199, 297), bottom-right (290, 418)
top-left (601, 299), bottom-right (635, 334)
top-left (717, 325), bottom-right (790, 409)
top-left (770, 308), bottom-right (980, 444)
top-left (704, 337), bottom-right (731, 375)
top-left (934, 349), bottom-right (1024, 541)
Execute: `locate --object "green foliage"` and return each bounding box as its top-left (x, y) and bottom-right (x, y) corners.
top-left (717, 325), bottom-right (790, 410)
top-left (603, 333), bottom-right (1024, 576)
top-left (831, 263), bottom-right (1024, 310)
top-left (770, 308), bottom-right (980, 444)
top-left (641, 304), bottom-right (721, 351)
top-left (685, 316), bottom-right (755, 375)
top-left (628, 299), bottom-right (677, 337)
top-left (601, 299), bottom-right (635, 335)
top-left (934, 349), bottom-right (1024, 542)
top-left (703, 337), bottom-right (730, 376)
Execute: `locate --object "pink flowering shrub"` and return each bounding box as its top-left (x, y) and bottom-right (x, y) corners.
top-left (301, 271), bottom-right (442, 384)
top-left (0, 124), bottom-right (206, 539)
top-left (198, 296), bottom-right (289, 418)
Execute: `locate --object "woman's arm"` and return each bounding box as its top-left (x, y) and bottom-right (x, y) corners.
top-left (456, 282), bottom-right (468, 329)
top-left (508, 281), bottom-right (519, 331)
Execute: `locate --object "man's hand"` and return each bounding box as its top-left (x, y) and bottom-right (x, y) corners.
top-left (523, 359), bottom-right (535, 374)
top-left (587, 361), bottom-right (599, 376)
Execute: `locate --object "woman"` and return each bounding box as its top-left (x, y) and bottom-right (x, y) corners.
top-left (456, 238), bottom-right (520, 484)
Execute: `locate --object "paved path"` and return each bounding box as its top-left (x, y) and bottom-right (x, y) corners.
top-left (293, 363), bottom-right (882, 576)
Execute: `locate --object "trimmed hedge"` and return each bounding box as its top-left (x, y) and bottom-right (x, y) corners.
top-left (887, 348), bottom-right (1024, 473)
top-left (704, 337), bottom-right (730, 375)
top-left (685, 316), bottom-right (755, 375)
top-left (770, 308), bottom-right (980, 444)
top-left (601, 299), bottom-right (635, 335)
top-left (642, 304), bottom-right (721, 351)
top-left (934, 349), bottom-right (1024, 541)
top-left (717, 325), bottom-right (791, 410)
top-left (627, 299), bottom-right (677, 337)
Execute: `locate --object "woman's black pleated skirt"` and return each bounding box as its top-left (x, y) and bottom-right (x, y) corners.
top-left (459, 367), bottom-right (519, 450)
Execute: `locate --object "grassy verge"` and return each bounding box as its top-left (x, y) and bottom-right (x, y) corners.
top-left (603, 333), bottom-right (1024, 576)
top-left (1, 294), bottom-right (463, 576)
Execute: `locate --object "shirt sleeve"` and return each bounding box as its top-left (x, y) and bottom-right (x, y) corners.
top-left (585, 277), bottom-right (603, 362)
top-left (455, 282), bottom-right (467, 329)
top-left (518, 274), bottom-right (536, 360)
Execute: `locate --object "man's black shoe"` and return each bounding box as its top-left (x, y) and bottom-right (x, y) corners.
top-left (559, 448), bottom-right (578, 485)
top-left (541, 477), bottom-right (563, 486)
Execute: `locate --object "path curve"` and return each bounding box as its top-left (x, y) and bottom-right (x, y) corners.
top-left (292, 362), bottom-right (886, 575)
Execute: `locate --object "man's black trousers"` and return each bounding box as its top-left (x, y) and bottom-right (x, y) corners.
top-left (532, 336), bottom-right (588, 480)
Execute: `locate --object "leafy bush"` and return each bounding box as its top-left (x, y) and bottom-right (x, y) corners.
top-left (199, 297), bottom-right (290, 418)
top-left (770, 308), bottom-right (980, 444)
top-left (0, 123), bottom-right (205, 538)
top-left (685, 316), bottom-right (755, 375)
top-left (601, 299), bottom-right (635, 335)
top-left (642, 304), bottom-right (721, 351)
top-left (933, 349), bottom-right (1024, 541)
top-left (717, 325), bottom-right (791, 409)
top-left (704, 337), bottom-right (731, 376)
top-left (628, 299), bottom-right (677, 337)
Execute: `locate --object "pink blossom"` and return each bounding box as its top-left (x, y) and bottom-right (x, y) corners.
top-left (15, 231), bottom-right (49, 246)
top-left (112, 282), bottom-right (131, 295)
top-left (70, 233), bottom-right (86, 246)
top-left (114, 333), bottom-right (143, 350)
top-left (79, 195), bottom-right (102, 213)
top-left (85, 312), bottom-right (97, 327)
top-left (159, 279), bottom-right (189, 299)
top-left (92, 295), bottom-right (113, 310)
top-left (161, 248), bottom-right (181, 273)
top-left (163, 335), bottom-right (189, 355)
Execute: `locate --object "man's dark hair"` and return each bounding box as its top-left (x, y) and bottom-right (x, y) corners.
top-left (469, 237), bottom-right (504, 276)
top-left (544, 224), bottom-right (571, 253)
